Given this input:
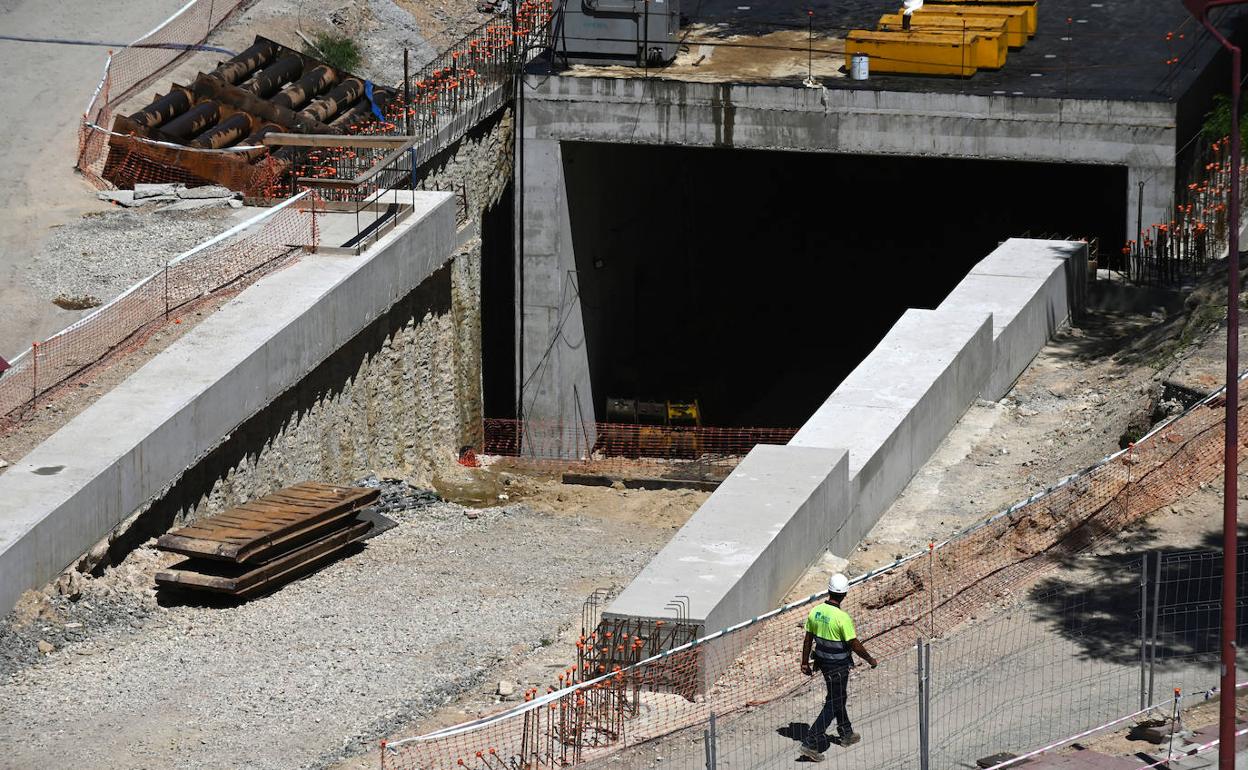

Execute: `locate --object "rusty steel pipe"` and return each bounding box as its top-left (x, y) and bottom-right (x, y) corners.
top-left (327, 99), bottom-right (376, 132)
top-left (160, 101), bottom-right (220, 140)
top-left (297, 78), bottom-right (364, 124)
top-left (209, 38), bottom-right (279, 85)
top-left (243, 54), bottom-right (303, 98)
top-left (189, 112), bottom-right (255, 149)
top-left (126, 85), bottom-right (193, 129)
top-left (271, 65), bottom-right (338, 111)
top-left (236, 122), bottom-right (283, 161)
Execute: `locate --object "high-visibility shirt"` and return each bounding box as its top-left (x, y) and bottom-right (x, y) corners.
top-left (806, 603), bottom-right (856, 667)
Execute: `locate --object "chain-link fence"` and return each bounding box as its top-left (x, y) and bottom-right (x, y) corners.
top-left (0, 193), bottom-right (318, 423)
top-left (377, 373), bottom-right (1248, 769)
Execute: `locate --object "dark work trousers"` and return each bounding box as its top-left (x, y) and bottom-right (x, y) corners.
top-left (805, 662), bottom-right (852, 746)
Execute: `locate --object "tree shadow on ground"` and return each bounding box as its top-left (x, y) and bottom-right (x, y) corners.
top-left (1027, 526), bottom-right (1248, 667)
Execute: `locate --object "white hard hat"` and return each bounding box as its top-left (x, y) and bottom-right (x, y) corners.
top-left (828, 573), bottom-right (850, 594)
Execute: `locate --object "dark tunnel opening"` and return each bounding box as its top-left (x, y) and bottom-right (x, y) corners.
top-left (549, 142), bottom-right (1125, 429)
top-left (482, 182), bottom-right (516, 420)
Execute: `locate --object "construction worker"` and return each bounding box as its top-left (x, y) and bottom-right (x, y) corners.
top-left (798, 573), bottom-right (878, 762)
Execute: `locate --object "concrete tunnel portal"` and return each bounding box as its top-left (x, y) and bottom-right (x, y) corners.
top-left (490, 141), bottom-right (1125, 429)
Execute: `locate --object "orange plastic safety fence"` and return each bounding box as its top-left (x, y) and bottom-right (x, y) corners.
top-left (76, 0), bottom-right (245, 189)
top-left (480, 418), bottom-right (796, 480)
top-left (379, 378), bottom-right (1248, 770)
top-left (0, 195), bottom-right (319, 423)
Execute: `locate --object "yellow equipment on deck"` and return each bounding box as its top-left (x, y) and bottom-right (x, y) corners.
top-left (924, 0), bottom-right (1038, 35)
top-left (876, 12), bottom-right (1021, 49)
top-left (844, 0), bottom-right (1037, 78)
top-left (845, 29), bottom-right (1006, 76)
top-left (909, 5), bottom-right (1034, 40)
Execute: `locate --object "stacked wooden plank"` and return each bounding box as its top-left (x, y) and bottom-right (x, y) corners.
top-left (154, 482), bottom-right (382, 598)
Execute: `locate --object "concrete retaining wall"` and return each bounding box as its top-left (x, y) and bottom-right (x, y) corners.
top-left (607, 445), bottom-right (848, 629)
top-left (790, 308), bottom-right (994, 546)
top-left (938, 238), bottom-right (1088, 399)
top-left (603, 239), bottom-right (1086, 638)
top-left (0, 192), bottom-right (458, 616)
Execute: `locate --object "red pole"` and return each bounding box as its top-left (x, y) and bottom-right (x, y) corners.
top-left (1221, 41), bottom-right (1240, 769)
top-left (1183, 5), bottom-right (1242, 765)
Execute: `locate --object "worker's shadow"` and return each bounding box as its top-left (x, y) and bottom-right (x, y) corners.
top-left (777, 723), bottom-right (840, 756)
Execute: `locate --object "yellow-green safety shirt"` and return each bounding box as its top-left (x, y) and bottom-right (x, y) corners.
top-left (806, 603), bottom-right (856, 667)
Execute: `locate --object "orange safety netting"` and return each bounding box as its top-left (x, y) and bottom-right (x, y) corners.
top-left (0, 194), bottom-right (319, 423)
top-left (480, 418), bottom-right (797, 481)
top-left (379, 377), bottom-right (1247, 770)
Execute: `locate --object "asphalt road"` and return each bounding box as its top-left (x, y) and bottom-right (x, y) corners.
top-left (0, 0), bottom-right (186, 360)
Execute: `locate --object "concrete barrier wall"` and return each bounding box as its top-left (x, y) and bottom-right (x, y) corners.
top-left (938, 238), bottom-right (1088, 399)
top-left (603, 239), bottom-right (1086, 638)
top-left (791, 308), bottom-right (994, 548)
top-left (0, 193), bottom-right (457, 616)
top-left (606, 445), bottom-right (848, 629)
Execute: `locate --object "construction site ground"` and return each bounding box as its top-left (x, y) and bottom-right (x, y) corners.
top-left (3, 271), bottom-right (1247, 768)
top-left (4, 5), bottom-right (1248, 769)
top-left (0, 0), bottom-right (486, 363)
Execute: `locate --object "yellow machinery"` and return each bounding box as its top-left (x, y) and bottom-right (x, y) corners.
top-left (876, 12), bottom-right (1021, 49)
top-left (909, 5), bottom-right (1034, 40)
top-left (844, 0), bottom-right (1037, 78)
top-left (603, 398), bottom-right (703, 458)
top-left (924, 0), bottom-right (1038, 35)
top-left (845, 29), bottom-right (1005, 76)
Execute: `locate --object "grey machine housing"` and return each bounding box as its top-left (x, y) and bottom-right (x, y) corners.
top-left (556, 0), bottom-right (681, 65)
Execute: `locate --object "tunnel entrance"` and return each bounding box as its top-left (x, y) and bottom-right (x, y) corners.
top-left (482, 182), bottom-right (516, 420)
top-left (559, 142), bottom-right (1125, 428)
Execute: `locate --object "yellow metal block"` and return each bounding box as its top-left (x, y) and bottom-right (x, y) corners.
top-left (846, 30), bottom-right (1007, 76)
top-left (909, 5), bottom-right (1032, 41)
top-left (926, 0), bottom-right (1038, 35)
top-left (877, 12), bottom-right (1022, 49)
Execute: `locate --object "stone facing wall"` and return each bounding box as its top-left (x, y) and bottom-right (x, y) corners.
top-left (90, 112), bottom-right (516, 570)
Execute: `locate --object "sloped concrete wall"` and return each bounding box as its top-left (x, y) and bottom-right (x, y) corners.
top-left (939, 238), bottom-right (1088, 399)
top-left (0, 193), bottom-right (460, 615)
top-left (603, 239), bottom-right (1086, 638)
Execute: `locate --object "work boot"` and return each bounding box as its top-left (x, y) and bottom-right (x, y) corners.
top-left (840, 732), bottom-right (861, 746)
top-left (798, 744), bottom-right (825, 762)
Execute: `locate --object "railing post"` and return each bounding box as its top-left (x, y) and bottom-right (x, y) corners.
top-left (1148, 551), bottom-right (1162, 706)
top-left (1140, 552), bottom-right (1149, 711)
top-left (30, 341), bottom-right (38, 405)
top-left (703, 711), bottom-right (717, 770)
top-left (918, 639), bottom-right (931, 770)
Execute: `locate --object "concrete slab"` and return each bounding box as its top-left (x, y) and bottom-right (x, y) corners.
top-left (605, 444), bottom-right (849, 633)
top-left (793, 308), bottom-right (993, 535)
top-left (941, 238), bottom-right (1087, 399)
top-left (0, 192), bottom-right (457, 615)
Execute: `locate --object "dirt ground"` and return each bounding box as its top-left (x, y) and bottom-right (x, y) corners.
top-left (564, 27), bottom-right (846, 84)
top-left (0, 0), bottom-right (190, 360)
top-left (0, 472), bottom-right (708, 769)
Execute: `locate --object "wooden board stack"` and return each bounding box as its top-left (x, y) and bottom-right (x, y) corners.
top-left (154, 481), bottom-right (382, 598)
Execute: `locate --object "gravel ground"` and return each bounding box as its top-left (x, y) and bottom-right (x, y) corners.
top-left (25, 204), bottom-right (256, 308)
top-left (0, 482), bottom-right (679, 769)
